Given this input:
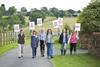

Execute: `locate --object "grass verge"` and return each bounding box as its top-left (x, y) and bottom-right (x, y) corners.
top-left (51, 54), bottom-right (100, 67)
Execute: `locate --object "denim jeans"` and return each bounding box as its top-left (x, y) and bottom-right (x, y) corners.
top-left (61, 43), bottom-right (66, 55)
top-left (32, 47), bottom-right (37, 57)
top-left (47, 43), bottom-right (53, 57)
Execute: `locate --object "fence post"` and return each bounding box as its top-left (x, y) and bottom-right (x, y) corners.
top-left (0, 33), bottom-right (1, 47)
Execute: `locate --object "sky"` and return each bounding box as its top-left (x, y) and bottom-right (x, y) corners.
top-left (0, 0), bottom-right (91, 11)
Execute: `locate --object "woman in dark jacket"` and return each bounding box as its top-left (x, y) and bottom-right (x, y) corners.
top-left (31, 30), bottom-right (39, 58)
top-left (18, 29), bottom-right (25, 58)
top-left (59, 29), bottom-right (68, 55)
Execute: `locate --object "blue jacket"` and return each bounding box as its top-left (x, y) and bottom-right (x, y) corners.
top-left (31, 35), bottom-right (39, 48)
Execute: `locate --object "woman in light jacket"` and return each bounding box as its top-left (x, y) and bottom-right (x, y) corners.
top-left (46, 29), bottom-right (54, 59)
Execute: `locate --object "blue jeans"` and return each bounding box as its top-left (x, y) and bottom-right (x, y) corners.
top-left (47, 43), bottom-right (53, 57)
top-left (32, 47), bottom-right (37, 57)
top-left (61, 43), bottom-right (66, 55)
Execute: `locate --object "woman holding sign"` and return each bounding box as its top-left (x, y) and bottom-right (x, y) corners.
top-left (18, 29), bottom-right (25, 58)
top-left (46, 29), bottom-right (54, 59)
top-left (31, 30), bottom-right (39, 58)
top-left (70, 31), bottom-right (78, 55)
top-left (59, 29), bottom-right (68, 55)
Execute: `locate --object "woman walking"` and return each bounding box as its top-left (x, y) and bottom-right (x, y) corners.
top-left (18, 29), bottom-right (25, 58)
top-left (70, 31), bottom-right (78, 55)
top-left (46, 29), bottom-right (54, 59)
top-left (59, 29), bottom-right (68, 55)
top-left (31, 30), bottom-right (39, 58)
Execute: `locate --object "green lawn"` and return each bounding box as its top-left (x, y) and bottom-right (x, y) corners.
top-left (51, 54), bottom-right (100, 67)
top-left (0, 43), bottom-right (17, 56)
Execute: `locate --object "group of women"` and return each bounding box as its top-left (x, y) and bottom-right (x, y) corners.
top-left (17, 28), bottom-right (78, 59)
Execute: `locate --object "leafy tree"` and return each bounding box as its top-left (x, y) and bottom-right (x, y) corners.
top-left (58, 10), bottom-right (65, 17)
top-left (67, 9), bottom-right (76, 16)
top-left (0, 4), bottom-right (6, 16)
top-left (8, 6), bottom-right (16, 16)
top-left (21, 7), bottom-right (27, 16)
top-left (77, 2), bottom-right (100, 33)
top-left (49, 7), bottom-right (59, 18)
top-left (29, 10), bottom-right (46, 24)
top-left (41, 7), bottom-right (49, 16)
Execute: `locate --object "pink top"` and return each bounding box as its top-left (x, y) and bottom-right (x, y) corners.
top-left (70, 32), bottom-right (77, 43)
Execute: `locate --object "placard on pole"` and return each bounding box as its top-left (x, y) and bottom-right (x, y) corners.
top-left (29, 21), bottom-right (35, 30)
top-left (37, 18), bottom-right (43, 26)
top-left (14, 24), bottom-right (20, 32)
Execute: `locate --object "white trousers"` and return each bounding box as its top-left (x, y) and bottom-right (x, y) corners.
top-left (18, 44), bottom-right (24, 57)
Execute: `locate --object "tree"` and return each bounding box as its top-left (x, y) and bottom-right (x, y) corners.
top-left (67, 9), bottom-right (76, 16)
top-left (77, 2), bottom-right (100, 33)
top-left (58, 10), bottom-right (65, 17)
top-left (49, 7), bottom-right (59, 18)
top-left (8, 6), bottom-right (16, 16)
top-left (29, 10), bottom-right (46, 24)
top-left (0, 11), bottom-right (2, 18)
top-left (21, 7), bottom-right (27, 16)
top-left (0, 4), bottom-right (6, 16)
top-left (41, 7), bottom-right (48, 16)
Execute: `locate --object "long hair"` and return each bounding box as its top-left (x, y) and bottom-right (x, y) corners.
top-left (47, 29), bottom-right (52, 35)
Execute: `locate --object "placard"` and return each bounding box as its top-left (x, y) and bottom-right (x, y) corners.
top-left (14, 24), bottom-right (20, 32)
top-left (58, 17), bottom-right (63, 26)
top-left (29, 21), bottom-right (35, 30)
top-left (75, 23), bottom-right (81, 31)
top-left (37, 18), bottom-right (42, 26)
top-left (53, 20), bottom-right (59, 28)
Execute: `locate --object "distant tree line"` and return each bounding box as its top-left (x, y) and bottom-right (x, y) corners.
top-left (0, 4), bottom-right (81, 32)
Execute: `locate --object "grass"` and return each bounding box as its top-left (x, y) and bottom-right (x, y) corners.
top-left (51, 54), bottom-right (100, 67)
top-left (0, 43), bottom-right (18, 56)
top-left (0, 38), bottom-right (30, 56)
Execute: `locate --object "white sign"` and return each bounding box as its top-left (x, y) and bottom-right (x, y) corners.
top-left (29, 21), bottom-right (35, 30)
top-left (75, 23), bottom-right (81, 31)
top-left (37, 18), bottom-right (42, 26)
top-left (58, 17), bottom-right (63, 26)
top-left (14, 24), bottom-right (20, 32)
top-left (53, 20), bottom-right (59, 28)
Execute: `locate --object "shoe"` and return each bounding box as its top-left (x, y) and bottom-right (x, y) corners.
top-left (51, 56), bottom-right (53, 58)
top-left (21, 56), bottom-right (23, 57)
top-left (18, 57), bottom-right (21, 58)
top-left (32, 57), bottom-right (34, 58)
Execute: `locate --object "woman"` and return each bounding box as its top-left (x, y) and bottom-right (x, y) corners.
top-left (70, 31), bottom-right (78, 55)
top-left (46, 29), bottom-right (53, 58)
top-left (18, 29), bottom-right (25, 58)
top-left (59, 29), bottom-right (68, 55)
top-left (31, 30), bottom-right (39, 58)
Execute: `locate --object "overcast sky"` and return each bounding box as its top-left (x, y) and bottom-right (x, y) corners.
top-left (0, 0), bottom-right (91, 11)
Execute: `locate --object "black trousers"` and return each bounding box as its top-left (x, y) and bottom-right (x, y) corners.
top-left (70, 43), bottom-right (77, 55)
top-left (40, 40), bottom-right (45, 56)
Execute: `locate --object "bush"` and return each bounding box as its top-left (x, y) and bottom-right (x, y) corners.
top-left (64, 23), bottom-right (72, 34)
top-left (77, 2), bottom-right (100, 33)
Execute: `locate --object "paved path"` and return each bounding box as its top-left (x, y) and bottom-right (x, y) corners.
top-left (0, 46), bottom-right (53, 67)
top-left (0, 45), bottom-right (88, 67)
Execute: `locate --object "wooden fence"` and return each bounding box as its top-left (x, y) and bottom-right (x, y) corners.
top-left (0, 31), bottom-right (17, 47)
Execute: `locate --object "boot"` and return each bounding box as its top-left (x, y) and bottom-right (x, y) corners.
top-left (64, 50), bottom-right (66, 55)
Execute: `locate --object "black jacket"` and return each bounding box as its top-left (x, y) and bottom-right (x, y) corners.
top-left (59, 33), bottom-right (68, 44)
